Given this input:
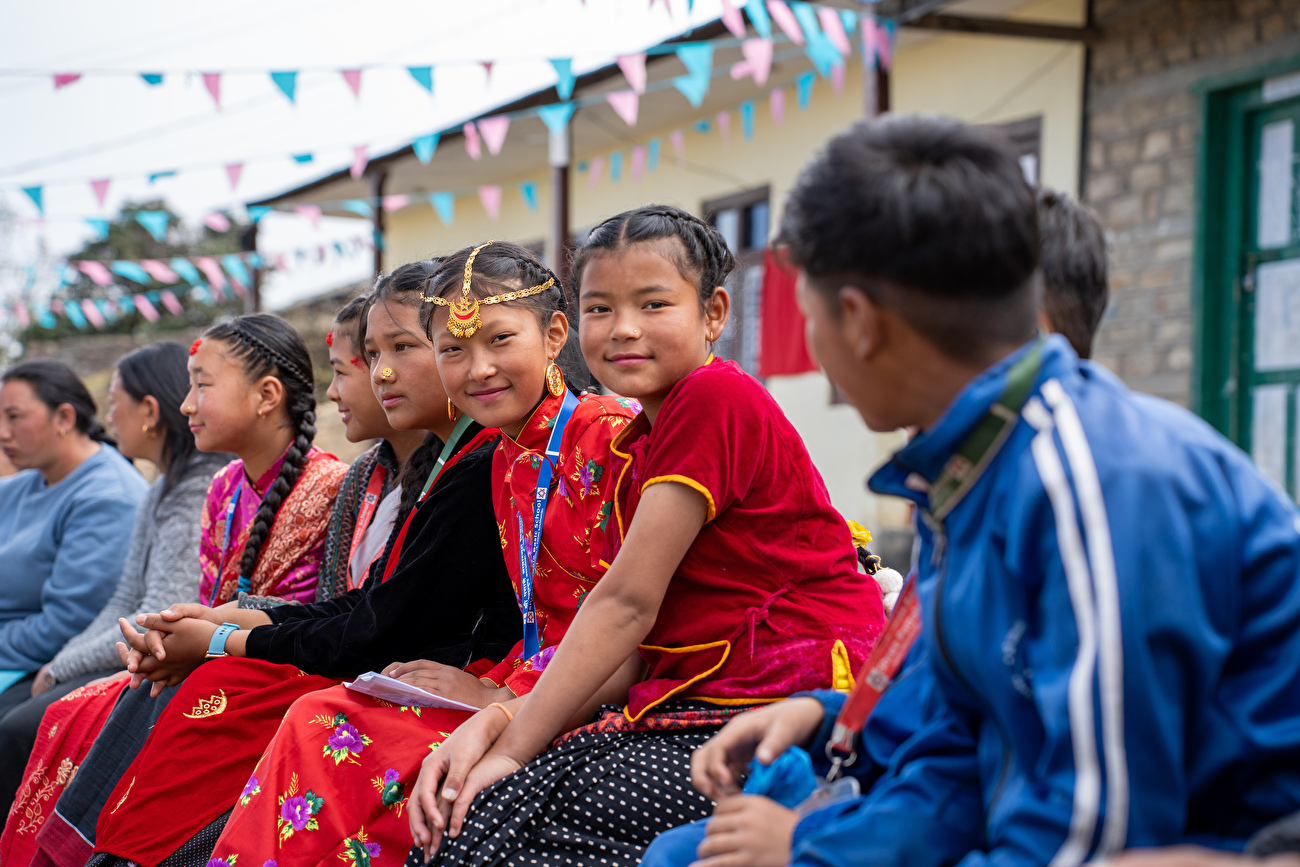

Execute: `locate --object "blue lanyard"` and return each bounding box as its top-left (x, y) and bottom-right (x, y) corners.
top-left (208, 481), bottom-right (244, 606)
top-left (516, 391), bottom-right (579, 661)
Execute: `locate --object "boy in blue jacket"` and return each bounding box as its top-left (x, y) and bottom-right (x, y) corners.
top-left (678, 114), bottom-right (1300, 867)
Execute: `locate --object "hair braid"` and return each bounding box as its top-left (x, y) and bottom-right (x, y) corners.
top-left (238, 388), bottom-right (315, 582)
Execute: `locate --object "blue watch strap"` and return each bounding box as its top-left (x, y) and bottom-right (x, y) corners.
top-left (206, 622), bottom-right (241, 658)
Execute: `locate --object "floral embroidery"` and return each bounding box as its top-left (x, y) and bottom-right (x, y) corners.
top-left (371, 768), bottom-right (406, 814)
top-left (263, 862), bottom-right (277, 867)
top-left (579, 460), bottom-right (604, 497)
top-left (239, 774), bottom-right (261, 806)
top-left (614, 396), bottom-right (641, 411)
top-left (598, 502), bottom-right (613, 531)
top-left (207, 857), bottom-right (237, 867)
top-left (428, 732), bottom-right (454, 751)
top-left (182, 689), bottom-right (228, 719)
top-left (314, 712), bottom-right (373, 765)
top-left (338, 829), bottom-right (381, 865)
top-left (276, 773), bottom-right (323, 842)
top-left (557, 475), bottom-right (570, 498)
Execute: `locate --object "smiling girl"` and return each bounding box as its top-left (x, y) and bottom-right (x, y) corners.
top-left (405, 206), bottom-right (884, 867)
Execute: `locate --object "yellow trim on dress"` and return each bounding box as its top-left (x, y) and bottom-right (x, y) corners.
top-left (623, 639), bottom-right (732, 723)
top-left (641, 474), bottom-right (717, 523)
top-left (690, 696), bottom-right (783, 707)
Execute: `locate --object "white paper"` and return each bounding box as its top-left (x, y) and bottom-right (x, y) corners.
top-left (1257, 119), bottom-right (1294, 249)
top-left (1251, 383), bottom-right (1288, 491)
top-left (1254, 258), bottom-right (1300, 371)
top-left (343, 672), bottom-right (482, 712)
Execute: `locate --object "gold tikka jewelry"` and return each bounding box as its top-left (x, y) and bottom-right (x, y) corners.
top-left (421, 241), bottom-right (555, 339)
top-left (545, 363), bottom-right (565, 398)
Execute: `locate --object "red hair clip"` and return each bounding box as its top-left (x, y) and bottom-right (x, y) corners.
top-left (325, 330), bottom-right (334, 347)
top-left (189, 339), bottom-right (202, 356)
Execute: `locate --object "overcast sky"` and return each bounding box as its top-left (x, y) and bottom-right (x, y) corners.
top-left (0, 0), bottom-right (725, 309)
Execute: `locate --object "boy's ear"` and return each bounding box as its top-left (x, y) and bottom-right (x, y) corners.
top-left (838, 285), bottom-right (884, 362)
top-left (255, 375), bottom-right (286, 418)
top-left (546, 311), bottom-right (570, 361)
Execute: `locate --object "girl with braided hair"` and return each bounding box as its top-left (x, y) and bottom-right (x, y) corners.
top-left (404, 206), bottom-right (883, 867)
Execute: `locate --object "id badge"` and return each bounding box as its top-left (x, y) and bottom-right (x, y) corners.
top-left (796, 776), bottom-right (860, 815)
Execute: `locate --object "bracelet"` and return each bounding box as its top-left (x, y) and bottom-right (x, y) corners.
top-left (486, 701), bottom-right (514, 722)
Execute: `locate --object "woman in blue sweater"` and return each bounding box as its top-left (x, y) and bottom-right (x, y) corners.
top-left (0, 360), bottom-right (146, 713)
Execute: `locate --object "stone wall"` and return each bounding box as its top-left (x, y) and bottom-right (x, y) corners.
top-left (1086, 0), bottom-right (1300, 404)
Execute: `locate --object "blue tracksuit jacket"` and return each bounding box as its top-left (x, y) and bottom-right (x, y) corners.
top-left (793, 336), bottom-right (1300, 867)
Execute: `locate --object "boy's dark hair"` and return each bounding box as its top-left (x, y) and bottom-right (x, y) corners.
top-left (1036, 187), bottom-right (1108, 359)
top-left (116, 342), bottom-right (198, 496)
top-left (778, 114), bottom-right (1041, 360)
top-left (570, 204), bottom-right (737, 309)
top-left (203, 313), bottom-right (317, 585)
top-left (2, 359), bottom-right (116, 448)
top-left (420, 242), bottom-right (589, 391)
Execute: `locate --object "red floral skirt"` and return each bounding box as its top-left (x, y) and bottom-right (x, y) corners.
top-left (210, 683), bottom-right (474, 866)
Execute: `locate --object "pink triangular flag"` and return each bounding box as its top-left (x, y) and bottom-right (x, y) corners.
top-left (90, 178), bottom-right (110, 208)
top-left (477, 116), bottom-right (510, 156)
top-left (274, 254), bottom-right (288, 273)
top-left (294, 204), bottom-right (322, 229)
top-left (617, 54), bottom-right (647, 95)
top-left (606, 90), bottom-right (639, 127)
top-left (862, 17), bottom-right (878, 67)
top-left (670, 130), bottom-right (686, 166)
top-left (717, 111), bottom-right (731, 146)
top-left (341, 69), bottom-right (362, 99)
top-left (766, 1), bottom-right (804, 44)
top-left (482, 61), bottom-right (494, 84)
top-left (133, 294), bottom-right (160, 323)
top-left (731, 61), bottom-right (754, 81)
top-left (587, 156), bottom-right (605, 189)
top-left (81, 299), bottom-right (106, 329)
top-left (140, 259), bottom-right (180, 283)
top-left (53, 73), bottom-right (82, 90)
top-left (350, 145), bottom-right (368, 180)
top-left (76, 260), bottom-right (113, 286)
top-left (203, 212), bottom-right (231, 232)
top-left (159, 290), bottom-right (184, 315)
top-left (195, 257), bottom-right (228, 296)
top-left (742, 38), bottom-right (774, 86)
top-left (817, 6), bottom-right (852, 55)
top-left (202, 73), bottom-right (221, 109)
top-left (878, 22), bottom-right (893, 70)
top-left (478, 185), bottom-right (503, 220)
top-left (382, 195), bottom-right (410, 212)
top-left (225, 163), bottom-right (243, 190)
top-left (831, 62), bottom-right (845, 95)
top-left (463, 122), bottom-right (482, 160)
top-left (631, 145), bottom-right (646, 182)
top-left (770, 87), bottom-right (785, 126)
top-left (720, 0), bottom-right (746, 37)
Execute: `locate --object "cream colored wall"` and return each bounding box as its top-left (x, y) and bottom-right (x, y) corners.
top-left (382, 0), bottom-right (1084, 533)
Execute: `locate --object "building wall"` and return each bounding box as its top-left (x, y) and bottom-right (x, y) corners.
top-left (1086, 0), bottom-right (1300, 405)
top-left (381, 0), bottom-right (1084, 531)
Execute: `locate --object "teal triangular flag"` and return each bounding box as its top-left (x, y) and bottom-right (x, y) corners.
top-left (64, 301), bottom-right (88, 330)
top-left (746, 0), bottom-right (771, 37)
top-left (21, 186), bottom-right (42, 215)
top-left (247, 205), bottom-right (272, 223)
top-left (110, 261), bottom-right (152, 284)
top-left (413, 132), bottom-right (439, 164)
top-left (222, 254), bottom-right (252, 288)
top-left (430, 192), bottom-right (455, 226)
top-left (610, 151), bottom-right (623, 183)
top-left (694, 119), bottom-right (711, 133)
top-left (676, 43), bottom-right (714, 82)
top-left (797, 71), bottom-right (816, 110)
top-left (408, 66), bottom-right (433, 93)
top-left (148, 170), bottom-right (177, 184)
top-left (341, 199), bottom-right (373, 217)
top-left (246, 252), bottom-right (264, 269)
top-left (536, 102), bottom-right (575, 135)
top-left (520, 181), bottom-right (538, 212)
top-left (134, 211), bottom-right (170, 242)
top-left (270, 71), bottom-right (298, 104)
top-left (839, 9), bottom-right (858, 32)
top-left (85, 219), bottom-right (109, 241)
top-left (550, 59), bottom-right (575, 100)
top-left (673, 75), bottom-right (709, 108)
top-left (292, 153), bottom-right (314, 164)
top-left (647, 138), bottom-right (661, 173)
top-left (741, 100), bottom-right (755, 140)
top-left (140, 73), bottom-right (163, 86)
top-left (37, 308), bottom-right (56, 330)
top-left (170, 258), bottom-right (203, 285)
top-left (372, 229), bottom-right (384, 252)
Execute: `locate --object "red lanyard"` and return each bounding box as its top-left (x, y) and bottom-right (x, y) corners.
top-left (345, 463), bottom-right (389, 591)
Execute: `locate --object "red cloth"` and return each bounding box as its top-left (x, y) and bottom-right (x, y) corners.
top-left (94, 659), bottom-right (339, 866)
top-left (758, 249), bottom-right (817, 378)
top-left (603, 359), bottom-right (886, 721)
top-left (0, 674), bottom-right (129, 865)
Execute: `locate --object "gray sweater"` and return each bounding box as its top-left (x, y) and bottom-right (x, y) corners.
top-left (46, 453), bottom-right (227, 683)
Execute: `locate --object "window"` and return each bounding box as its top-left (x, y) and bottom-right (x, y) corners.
top-left (704, 186), bottom-right (770, 375)
top-left (992, 116), bottom-right (1042, 185)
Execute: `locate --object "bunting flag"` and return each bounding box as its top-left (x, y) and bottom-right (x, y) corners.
top-left (741, 100), bottom-right (756, 140)
top-left (140, 73), bottom-right (163, 86)
top-left (148, 170), bottom-right (177, 183)
top-left (140, 259), bottom-right (180, 283)
top-left (413, 132), bottom-right (439, 164)
top-left (195, 257), bottom-right (228, 297)
top-left (203, 211), bottom-right (231, 232)
top-left (617, 53), bottom-right (647, 95)
top-left (202, 73), bottom-right (221, 108)
top-left (341, 69), bottom-right (362, 99)
top-left (741, 38), bottom-right (773, 86)
top-left (292, 153), bottom-right (314, 163)
top-left (797, 71), bottom-right (815, 110)
top-left (550, 58), bottom-right (575, 100)
top-left (478, 184), bottom-right (502, 220)
top-left (13, 299), bottom-right (29, 328)
top-left (134, 294), bottom-right (160, 322)
top-left (382, 195), bottom-right (410, 212)
top-left (408, 66), bottom-right (433, 93)
top-left (85, 218), bottom-right (109, 240)
top-left (270, 71), bottom-right (297, 103)
top-left (520, 180), bottom-right (538, 212)
top-left (720, 0), bottom-right (746, 37)
top-left (464, 122), bottom-right (482, 160)
top-left (478, 116), bottom-right (510, 155)
top-left (676, 43), bottom-right (714, 82)
top-left (135, 211), bottom-right (170, 241)
top-left (670, 129), bottom-right (686, 166)
top-left (160, 290), bottom-right (184, 315)
top-left (341, 199), bottom-right (372, 217)
top-left (77, 261), bottom-right (113, 286)
top-left (430, 191), bottom-right (455, 225)
top-left (631, 145), bottom-right (646, 181)
top-left (22, 186), bottom-right (43, 215)
top-left (537, 102), bottom-right (574, 135)
top-left (247, 205), bottom-right (272, 223)
top-left (831, 62), bottom-right (845, 95)
top-left (766, 1), bottom-right (804, 44)
top-left (647, 137), bottom-right (661, 172)
top-left (607, 90), bottom-right (639, 126)
top-left (587, 156), bottom-right (604, 189)
top-left (81, 299), bottom-right (106, 329)
top-left (673, 74), bottom-right (709, 108)
top-left (170, 258), bottom-right (202, 286)
top-left (610, 150), bottom-right (623, 182)
top-left (90, 179), bottom-right (111, 208)
top-left (879, 20), bottom-right (895, 70)
top-left (225, 163), bottom-right (243, 190)
top-left (350, 146), bottom-right (368, 180)
top-left (482, 61), bottom-right (494, 83)
top-left (53, 73), bottom-right (82, 90)
top-left (294, 204), bottom-right (322, 228)
top-left (222, 254), bottom-right (251, 296)
top-left (110, 261), bottom-right (152, 284)
top-left (770, 86), bottom-right (785, 125)
top-left (862, 15), bottom-right (878, 68)
top-left (818, 6), bottom-right (854, 55)
top-left (717, 110), bottom-right (731, 145)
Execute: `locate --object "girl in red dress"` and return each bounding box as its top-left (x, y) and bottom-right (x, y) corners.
top-left (405, 206), bottom-right (886, 867)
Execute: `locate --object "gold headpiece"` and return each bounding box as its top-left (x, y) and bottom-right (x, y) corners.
top-left (420, 241), bottom-right (556, 338)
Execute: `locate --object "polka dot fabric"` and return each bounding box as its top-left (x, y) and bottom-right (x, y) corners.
top-left (407, 728), bottom-right (716, 867)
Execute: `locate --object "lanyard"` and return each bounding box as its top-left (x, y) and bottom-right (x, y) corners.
top-left (421, 414), bottom-right (475, 501)
top-left (345, 462), bottom-right (390, 591)
top-left (825, 338), bottom-right (1044, 777)
top-left (208, 482), bottom-right (244, 607)
top-left (517, 391), bottom-right (579, 661)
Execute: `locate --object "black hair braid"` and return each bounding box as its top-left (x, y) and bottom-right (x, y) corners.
top-left (238, 388), bottom-right (315, 582)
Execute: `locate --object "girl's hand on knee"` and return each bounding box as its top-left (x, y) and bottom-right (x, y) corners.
top-left (691, 698), bottom-right (826, 801)
top-left (410, 707), bottom-right (511, 857)
top-left (692, 795), bottom-right (799, 867)
top-left (446, 750), bottom-right (523, 841)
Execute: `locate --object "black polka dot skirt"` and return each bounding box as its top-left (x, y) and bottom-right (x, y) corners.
top-left (407, 728), bottom-right (715, 867)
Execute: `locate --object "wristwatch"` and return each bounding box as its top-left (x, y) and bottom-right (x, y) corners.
top-left (42, 669), bottom-right (57, 689)
top-left (205, 622), bottom-right (242, 659)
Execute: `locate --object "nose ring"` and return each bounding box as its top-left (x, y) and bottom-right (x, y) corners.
top-left (380, 368), bottom-right (394, 381)
top-left (632, 328), bottom-right (640, 337)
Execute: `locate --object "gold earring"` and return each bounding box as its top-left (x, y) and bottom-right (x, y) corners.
top-left (58, 429), bottom-right (66, 438)
top-left (257, 408), bottom-right (265, 419)
top-left (141, 423), bottom-right (158, 439)
top-left (381, 367), bottom-right (394, 381)
top-left (545, 363), bottom-right (565, 398)
top-left (448, 399), bottom-right (461, 422)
